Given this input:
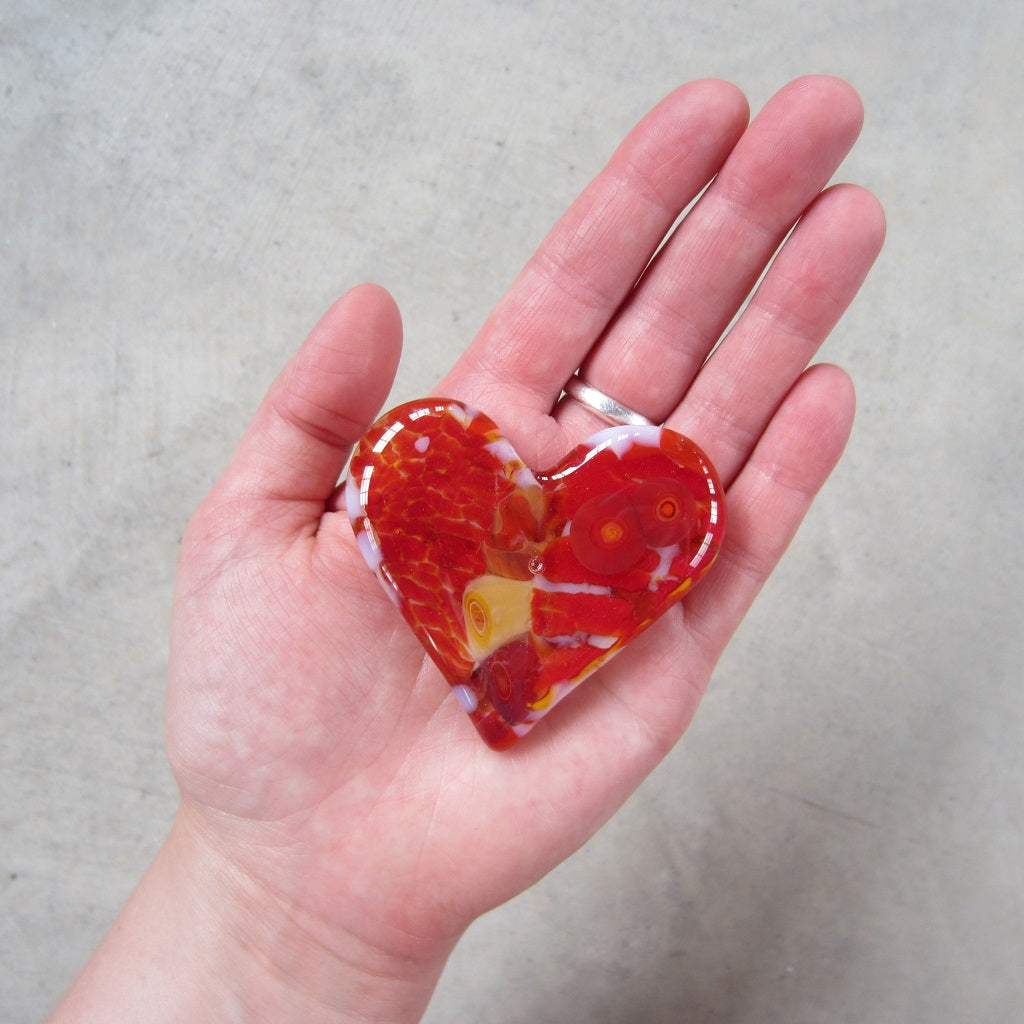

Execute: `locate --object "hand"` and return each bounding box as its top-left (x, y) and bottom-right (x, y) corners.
top-left (50, 76), bottom-right (884, 1023)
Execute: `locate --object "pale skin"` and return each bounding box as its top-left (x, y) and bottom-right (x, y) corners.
top-left (49, 76), bottom-right (885, 1022)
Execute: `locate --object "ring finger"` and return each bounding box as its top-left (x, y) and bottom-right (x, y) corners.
top-left (671, 182), bottom-right (885, 484)
top-left (557, 75), bottom-right (866, 436)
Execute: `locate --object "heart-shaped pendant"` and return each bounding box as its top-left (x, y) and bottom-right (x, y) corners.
top-left (346, 399), bottom-right (725, 749)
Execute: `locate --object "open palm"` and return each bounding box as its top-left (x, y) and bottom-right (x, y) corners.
top-left (164, 76), bottom-right (884, 989)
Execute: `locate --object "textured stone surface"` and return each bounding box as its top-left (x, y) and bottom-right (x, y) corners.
top-left (3, 2), bottom-right (1022, 1020)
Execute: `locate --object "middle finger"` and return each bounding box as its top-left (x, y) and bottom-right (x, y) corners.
top-left (561, 75), bottom-right (866, 432)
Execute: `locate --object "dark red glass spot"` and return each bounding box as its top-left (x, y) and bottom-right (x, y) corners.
top-left (633, 477), bottom-right (697, 546)
top-left (569, 491), bottom-right (646, 574)
top-left (474, 639), bottom-right (540, 725)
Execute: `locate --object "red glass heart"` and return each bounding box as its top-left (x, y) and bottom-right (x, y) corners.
top-left (346, 399), bottom-right (726, 749)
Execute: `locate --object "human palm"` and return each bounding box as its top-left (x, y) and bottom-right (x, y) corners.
top-left (164, 76), bottom-right (884, 977)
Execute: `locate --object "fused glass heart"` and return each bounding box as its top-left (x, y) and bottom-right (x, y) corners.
top-left (346, 399), bottom-right (726, 749)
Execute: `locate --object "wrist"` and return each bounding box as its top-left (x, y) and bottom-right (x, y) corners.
top-left (175, 807), bottom-right (455, 1023)
top-left (49, 806), bottom-right (456, 1024)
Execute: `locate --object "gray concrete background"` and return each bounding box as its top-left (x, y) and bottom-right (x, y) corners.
top-left (3, 2), bottom-right (1021, 1021)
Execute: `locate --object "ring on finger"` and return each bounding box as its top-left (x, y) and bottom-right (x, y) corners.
top-left (563, 374), bottom-right (657, 428)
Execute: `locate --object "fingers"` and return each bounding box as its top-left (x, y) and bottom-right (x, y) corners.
top-left (683, 362), bottom-right (857, 663)
top-left (563, 75), bottom-right (868, 432)
top-left (673, 182), bottom-right (886, 481)
top-left (209, 284), bottom-right (403, 530)
top-left (440, 78), bottom-right (749, 416)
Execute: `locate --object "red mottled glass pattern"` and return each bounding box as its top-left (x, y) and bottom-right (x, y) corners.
top-left (346, 399), bottom-right (726, 749)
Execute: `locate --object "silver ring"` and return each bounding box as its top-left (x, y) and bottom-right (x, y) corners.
top-left (563, 375), bottom-right (656, 427)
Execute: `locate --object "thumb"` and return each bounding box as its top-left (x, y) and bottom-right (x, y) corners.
top-left (211, 284), bottom-right (403, 530)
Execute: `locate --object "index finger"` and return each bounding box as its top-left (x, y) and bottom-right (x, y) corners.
top-left (438, 79), bottom-right (749, 417)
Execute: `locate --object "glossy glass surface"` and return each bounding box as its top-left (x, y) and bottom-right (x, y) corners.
top-left (347, 399), bottom-right (726, 748)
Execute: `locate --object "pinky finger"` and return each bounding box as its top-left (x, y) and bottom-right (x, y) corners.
top-left (683, 362), bottom-right (856, 664)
